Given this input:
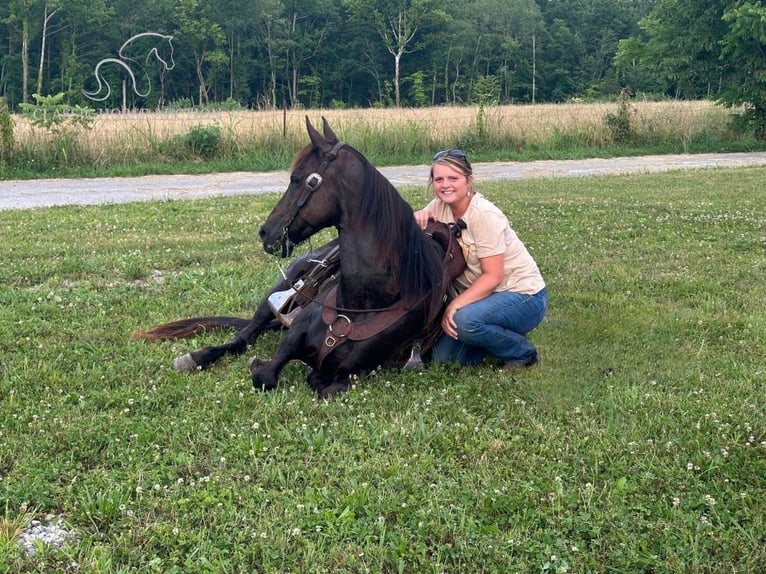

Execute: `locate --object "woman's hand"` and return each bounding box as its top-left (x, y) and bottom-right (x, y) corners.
top-left (441, 303), bottom-right (459, 339)
top-left (413, 208), bottom-right (432, 230)
top-left (441, 254), bottom-right (504, 339)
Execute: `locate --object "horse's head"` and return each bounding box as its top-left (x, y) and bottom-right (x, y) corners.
top-left (259, 117), bottom-right (350, 257)
top-left (151, 34), bottom-right (176, 72)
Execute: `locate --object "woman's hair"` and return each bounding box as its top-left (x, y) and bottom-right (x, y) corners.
top-left (428, 149), bottom-right (473, 192)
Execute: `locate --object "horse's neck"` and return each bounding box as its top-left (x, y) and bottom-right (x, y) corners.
top-left (333, 165), bottom-right (409, 309)
top-left (337, 227), bottom-right (400, 309)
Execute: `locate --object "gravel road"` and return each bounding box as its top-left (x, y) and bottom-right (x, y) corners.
top-left (2, 151), bottom-right (766, 211)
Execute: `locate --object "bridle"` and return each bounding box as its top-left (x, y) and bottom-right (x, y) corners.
top-left (278, 140), bottom-right (345, 255)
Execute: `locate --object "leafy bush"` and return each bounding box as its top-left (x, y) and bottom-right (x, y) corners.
top-left (182, 124), bottom-right (222, 158)
top-left (19, 93), bottom-right (94, 135)
top-left (0, 97), bottom-right (13, 164)
top-left (605, 88), bottom-right (636, 144)
top-left (16, 93), bottom-right (95, 168)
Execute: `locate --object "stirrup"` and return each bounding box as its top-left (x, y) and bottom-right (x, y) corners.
top-left (267, 280), bottom-right (305, 327)
top-left (403, 342), bottom-right (425, 371)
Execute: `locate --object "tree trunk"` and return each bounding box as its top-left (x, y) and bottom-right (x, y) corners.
top-left (37, 5), bottom-right (61, 96)
top-left (532, 34), bottom-right (537, 104)
top-left (394, 52), bottom-right (401, 107)
top-left (229, 31), bottom-right (235, 100)
top-left (22, 19), bottom-right (30, 102)
top-left (195, 52), bottom-right (209, 105)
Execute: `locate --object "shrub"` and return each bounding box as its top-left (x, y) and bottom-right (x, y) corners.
top-left (604, 88), bottom-right (636, 144)
top-left (182, 124), bottom-right (222, 158)
top-left (0, 97), bottom-right (13, 164)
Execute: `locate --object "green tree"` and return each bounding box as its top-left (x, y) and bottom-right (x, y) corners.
top-left (251, 0), bottom-right (288, 107)
top-left (721, 2), bottom-right (766, 137)
top-left (617, 0), bottom-right (766, 137)
top-left (175, 0), bottom-right (226, 105)
top-left (212, 0), bottom-right (261, 103)
top-left (47, 0), bottom-right (112, 103)
top-left (344, 0), bottom-right (446, 107)
top-left (6, 0), bottom-right (46, 103)
top-left (282, 0), bottom-right (341, 108)
top-left (628, 0), bottom-right (728, 98)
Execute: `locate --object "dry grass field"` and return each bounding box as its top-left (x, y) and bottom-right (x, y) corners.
top-left (12, 100), bottom-right (731, 156)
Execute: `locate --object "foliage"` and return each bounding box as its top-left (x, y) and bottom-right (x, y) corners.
top-left (18, 93), bottom-right (95, 135)
top-left (404, 71), bottom-right (429, 107)
top-left (616, 0), bottom-right (766, 139)
top-left (604, 88), bottom-right (636, 144)
top-left (0, 97), bottom-right (13, 164)
top-left (1, 167), bottom-right (765, 571)
top-left (720, 2), bottom-right (766, 138)
top-left (16, 93), bottom-right (95, 169)
top-left (0, 0), bottom-right (652, 110)
top-left (181, 124), bottom-right (222, 158)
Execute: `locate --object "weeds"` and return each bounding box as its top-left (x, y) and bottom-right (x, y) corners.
top-left (604, 87), bottom-right (636, 144)
top-left (180, 124), bottom-right (222, 159)
top-left (0, 97), bottom-right (13, 166)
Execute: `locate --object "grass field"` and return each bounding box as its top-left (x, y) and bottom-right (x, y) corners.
top-left (13, 100), bottom-right (726, 145)
top-left (1, 165), bottom-right (765, 572)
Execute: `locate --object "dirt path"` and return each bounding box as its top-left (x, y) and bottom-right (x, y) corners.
top-left (2, 151), bottom-right (766, 211)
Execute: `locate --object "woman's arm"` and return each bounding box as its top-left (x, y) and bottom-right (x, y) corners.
top-left (441, 253), bottom-right (504, 339)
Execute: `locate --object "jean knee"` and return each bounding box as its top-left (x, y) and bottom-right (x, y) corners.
top-left (453, 308), bottom-right (482, 334)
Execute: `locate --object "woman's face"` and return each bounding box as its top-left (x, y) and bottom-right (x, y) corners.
top-left (432, 162), bottom-right (472, 214)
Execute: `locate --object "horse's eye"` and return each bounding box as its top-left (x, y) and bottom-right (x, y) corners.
top-left (290, 173), bottom-right (302, 184)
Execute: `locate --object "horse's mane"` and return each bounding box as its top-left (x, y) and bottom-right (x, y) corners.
top-left (349, 147), bottom-right (446, 308)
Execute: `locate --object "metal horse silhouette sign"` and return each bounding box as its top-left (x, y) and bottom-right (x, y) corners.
top-left (82, 33), bottom-right (175, 103)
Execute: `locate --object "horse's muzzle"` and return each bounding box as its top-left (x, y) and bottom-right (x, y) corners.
top-left (259, 222), bottom-right (294, 257)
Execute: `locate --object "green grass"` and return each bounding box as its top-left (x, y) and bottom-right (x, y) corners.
top-left (1, 167), bottom-right (765, 572)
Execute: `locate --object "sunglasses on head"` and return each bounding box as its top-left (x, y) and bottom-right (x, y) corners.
top-left (433, 149), bottom-right (468, 161)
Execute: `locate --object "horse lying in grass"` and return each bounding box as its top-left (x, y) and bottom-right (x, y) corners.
top-left (138, 117), bottom-right (464, 397)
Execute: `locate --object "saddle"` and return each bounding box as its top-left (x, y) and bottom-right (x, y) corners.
top-left (268, 221), bottom-right (467, 367)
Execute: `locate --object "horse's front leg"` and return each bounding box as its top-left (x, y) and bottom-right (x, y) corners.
top-left (249, 325), bottom-right (310, 392)
top-left (315, 374), bottom-right (351, 399)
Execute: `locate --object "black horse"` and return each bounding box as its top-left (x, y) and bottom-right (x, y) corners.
top-left (138, 117), bottom-right (463, 397)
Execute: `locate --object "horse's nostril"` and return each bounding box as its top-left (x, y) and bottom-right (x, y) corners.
top-left (258, 227), bottom-right (267, 240)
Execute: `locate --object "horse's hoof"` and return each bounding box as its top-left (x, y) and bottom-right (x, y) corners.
top-left (173, 353), bottom-right (198, 372)
top-left (318, 382), bottom-right (350, 399)
top-left (251, 370), bottom-right (277, 392)
top-left (403, 357), bottom-right (425, 371)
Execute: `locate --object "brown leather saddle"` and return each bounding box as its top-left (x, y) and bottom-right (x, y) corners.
top-left (316, 220), bottom-right (466, 366)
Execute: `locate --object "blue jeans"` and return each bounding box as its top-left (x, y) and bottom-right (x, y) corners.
top-left (432, 288), bottom-right (547, 366)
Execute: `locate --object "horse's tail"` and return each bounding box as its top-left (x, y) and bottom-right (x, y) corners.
top-left (133, 316), bottom-right (254, 340)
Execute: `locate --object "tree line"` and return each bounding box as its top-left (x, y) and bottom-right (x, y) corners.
top-left (1, 0), bottom-right (764, 135)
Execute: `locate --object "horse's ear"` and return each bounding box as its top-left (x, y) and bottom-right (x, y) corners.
top-left (306, 116), bottom-right (333, 154)
top-left (321, 116), bottom-right (339, 143)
